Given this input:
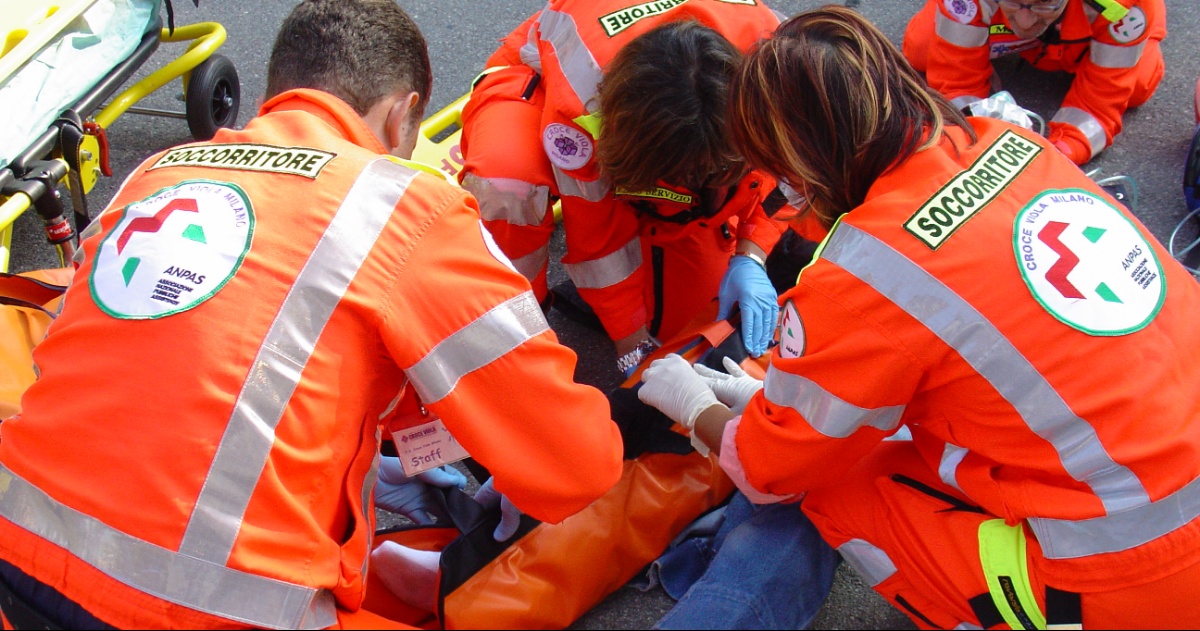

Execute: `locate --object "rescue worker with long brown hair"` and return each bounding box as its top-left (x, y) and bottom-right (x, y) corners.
top-left (0, 1), bottom-right (623, 628)
top-left (903, 0), bottom-right (1166, 166)
top-left (637, 6), bottom-right (1200, 628)
top-left (458, 0), bottom-right (793, 376)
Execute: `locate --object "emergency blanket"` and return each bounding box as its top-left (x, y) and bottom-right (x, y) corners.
top-left (0, 0), bottom-right (160, 168)
top-left (0, 267), bottom-right (71, 418)
top-left (364, 304), bottom-right (767, 629)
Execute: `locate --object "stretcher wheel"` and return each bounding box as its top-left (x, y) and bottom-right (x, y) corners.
top-left (186, 53), bottom-right (241, 141)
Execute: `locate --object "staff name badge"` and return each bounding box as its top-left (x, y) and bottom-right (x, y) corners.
top-left (393, 415), bottom-right (470, 477)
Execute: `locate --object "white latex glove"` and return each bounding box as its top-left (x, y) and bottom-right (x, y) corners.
top-left (693, 356), bottom-right (764, 415)
top-left (473, 477), bottom-right (523, 542)
top-left (637, 353), bottom-right (722, 456)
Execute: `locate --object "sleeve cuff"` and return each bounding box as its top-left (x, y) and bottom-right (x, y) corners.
top-left (718, 416), bottom-right (801, 505)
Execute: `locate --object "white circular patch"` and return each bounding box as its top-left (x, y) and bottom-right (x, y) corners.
top-left (478, 220), bottom-right (519, 275)
top-left (1108, 7), bottom-right (1147, 44)
top-left (1013, 189), bottom-right (1163, 336)
top-left (777, 300), bottom-right (805, 358)
top-left (542, 123), bottom-right (594, 171)
top-left (91, 180), bottom-right (253, 319)
top-left (943, 0), bottom-right (978, 24)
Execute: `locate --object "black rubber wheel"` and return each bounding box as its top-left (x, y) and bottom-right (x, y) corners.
top-left (186, 54), bottom-right (240, 141)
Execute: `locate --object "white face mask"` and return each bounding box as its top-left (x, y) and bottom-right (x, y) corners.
top-left (778, 178), bottom-right (807, 208)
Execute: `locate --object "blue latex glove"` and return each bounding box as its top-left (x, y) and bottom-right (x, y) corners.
top-left (374, 457), bottom-right (468, 524)
top-left (473, 477), bottom-right (523, 542)
top-left (717, 255), bottom-right (780, 357)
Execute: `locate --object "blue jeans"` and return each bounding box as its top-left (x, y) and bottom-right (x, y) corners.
top-left (649, 492), bottom-right (840, 630)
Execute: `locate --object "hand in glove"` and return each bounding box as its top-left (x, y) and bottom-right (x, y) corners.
top-left (374, 457), bottom-right (468, 525)
top-left (717, 255), bottom-right (780, 358)
top-left (473, 477), bottom-right (523, 542)
top-left (693, 356), bottom-right (764, 415)
top-left (637, 353), bottom-right (723, 456)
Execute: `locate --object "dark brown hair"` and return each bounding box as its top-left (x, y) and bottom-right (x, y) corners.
top-left (729, 6), bottom-right (974, 227)
top-left (265, 0), bottom-right (432, 120)
top-left (597, 20), bottom-right (744, 192)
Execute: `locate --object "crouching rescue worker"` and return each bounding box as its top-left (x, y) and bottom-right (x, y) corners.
top-left (638, 7), bottom-right (1200, 629)
top-left (903, 0), bottom-right (1166, 166)
top-left (0, 1), bottom-right (623, 629)
top-left (458, 0), bottom-right (794, 375)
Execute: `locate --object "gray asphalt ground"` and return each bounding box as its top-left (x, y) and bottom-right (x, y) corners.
top-left (6, 1), bottom-right (1199, 629)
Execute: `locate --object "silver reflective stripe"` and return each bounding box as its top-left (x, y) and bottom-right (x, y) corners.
top-left (553, 165), bottom-right (610, 201)
top-left (538, 8), bottom-right (604, 113)
top-left (462, 173), bottom-right (551, 226)
top-left (939, 442), bottom-right (969, 493)
top-left (512, 244), bottom-right (550, 282)
top-left (359, 445), bottom-right (380, 579)
top-left (520, 20), bottom-right (542, 72)
top-left (564, 237), bottom-right (642, 290)
top-left (822, 224), bottom-right (1149, 515)
top-left (180, 159), bottom-right (414, 564)
top-left (1091, 39), bottom-right (1144, 68)
top-left (1029, 473), bottom-right (1200, 559)
top-left (408, 292), bottom-right (549, 404)
top-left (936, 11), bottom-right (989, 48)
top-left (952, 95), bottom-right (982, 110)
top-left (0, 465), bottom-right (337, 629)
top-left (1051, 107), bottom-right (1106, 159)
top-left (954, 623), bottom-right (985, 630)
top-left (763, 365), bottom-right (905, 438)
top-left (838, 538), bottom-right (897, 587)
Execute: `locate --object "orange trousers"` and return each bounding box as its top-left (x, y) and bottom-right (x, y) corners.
top-left (802, 441), bottom-right (1200, 629)
top-left (901, 1), bottom-right (1164, 108)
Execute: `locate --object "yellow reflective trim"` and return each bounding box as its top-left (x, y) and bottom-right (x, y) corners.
top-left (990, 24), bottom-right (1014, 35)
top-left (613, 185), bottom-right (694, 205)
top-left (470, 65), bottom-right (509, 90)
top-left (978, 519), bottom-right (1046, 630)
top-left (1091, 0), bottom-right (1129, 22)
top-left (573, 112), bottom-right (604, 139)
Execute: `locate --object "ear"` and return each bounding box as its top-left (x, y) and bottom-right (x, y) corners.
top-left (384, 91), bottom-right (421, 156)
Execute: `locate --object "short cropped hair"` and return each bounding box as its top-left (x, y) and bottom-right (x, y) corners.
top-left (265, 0), bottom-right (432, 120)
top-left (597, 20), bottom-right (743, 192)
top-left (729, 6), bottom-right (974, 226)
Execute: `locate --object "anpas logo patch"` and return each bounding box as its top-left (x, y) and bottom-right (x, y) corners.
top-left (1014, 189), bottom-right (1163, 336)
top-left (1109, 7), bottom-right (1147, 44)
top-left (542, 123), bottom-right (594, 171)
top-left (777, 300), bottom-right (805, 359)
top-left (91, 180), bottom-right (253, 319)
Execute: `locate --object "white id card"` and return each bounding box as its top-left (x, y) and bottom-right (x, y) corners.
top-left (392, 416), bottom-right (470, 477)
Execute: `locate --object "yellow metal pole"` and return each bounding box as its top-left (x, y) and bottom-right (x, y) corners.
top-left (94, 22), bottom-right (227, 129)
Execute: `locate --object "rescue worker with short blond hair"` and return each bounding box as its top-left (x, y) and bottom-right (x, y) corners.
top-left (458, 0), bottom-right (792, 376)
top-left (903, 0), bottom-right (1166, 166)
top-left (638, 6), bottom-right (1200, 628)
top-left (0, 1), bottom-right (623, 628)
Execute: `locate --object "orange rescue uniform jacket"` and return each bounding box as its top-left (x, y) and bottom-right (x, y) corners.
top-left (732, 117), bottom-right (1200, 593)
top-left (905, 0), bottom-right (1166, 164)
top-left (459, 0), bottom-right (786, 341)
top-left (0, 89), bottom-right (623, 629)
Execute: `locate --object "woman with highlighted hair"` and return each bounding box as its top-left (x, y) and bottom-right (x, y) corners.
top-left (637, 6), bottom-right (1200, 628)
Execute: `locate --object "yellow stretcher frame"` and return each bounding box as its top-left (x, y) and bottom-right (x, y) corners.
top-left (0, 1), bottom-right (231, 273)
